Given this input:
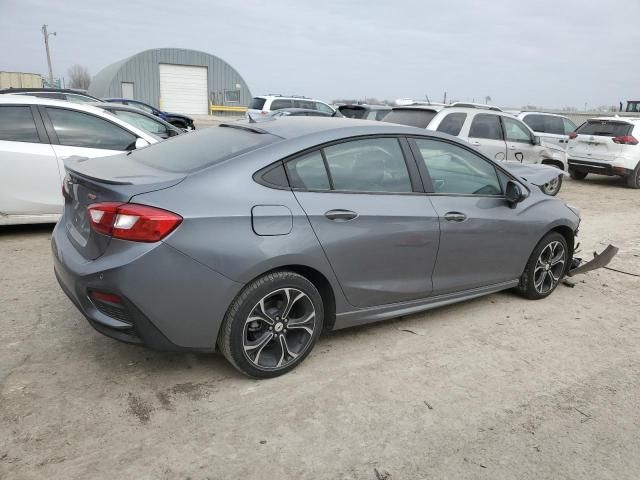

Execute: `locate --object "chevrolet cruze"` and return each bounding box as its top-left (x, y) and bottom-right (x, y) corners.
top-left (52, 117), bottom-right (580, 378)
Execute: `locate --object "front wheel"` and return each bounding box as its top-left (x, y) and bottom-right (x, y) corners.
top-left (218, 271), bottom-right (324, 378)
top-left (539, 175), bottom-right (563, 196)
top-left (517, 232), bottom-right (568, 300)
top-left (569, 168), bottom-right (588, 180)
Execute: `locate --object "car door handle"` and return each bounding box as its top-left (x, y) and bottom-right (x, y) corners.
top-left (444, 211), bottom-right (467, 222)
top-left (509, 145), bottom-right (518, 150)
top-left (470, 140), bottom-right (481, 146)
top-left (325, 209), bottom-right (358, 221)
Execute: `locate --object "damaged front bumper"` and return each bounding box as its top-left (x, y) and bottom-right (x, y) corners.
top-left (568, 244), bottom-right (619, 277)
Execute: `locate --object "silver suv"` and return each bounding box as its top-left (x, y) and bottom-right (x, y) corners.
top-left (385, 105), bottom-right (568, 195)
top-left (248, 95), bottom-right (335, 118)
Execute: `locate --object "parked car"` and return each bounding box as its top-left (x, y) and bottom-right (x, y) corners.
top-left (103, 98), bottom-right (195, 131)
top-left (89, 102), bottom-right (183, 139)
top-left (53, 117), bottom-right (581, 378)
top-left (0, 87), bottom-right (102, 103)
top-left (269, 108), bottom-right (336, 118)
top-left (0, 95), bottom-right (162, 225)
top-left (247, 95), bottom-right (335, 117)
top-left (517, 112), bottom-right (577, 148)
top-left (385, 106), bottom-right (568, 195)
top-left (337, 104), bottom-right (391, 121)
top-left (567, 117), bottom-right (640, 188)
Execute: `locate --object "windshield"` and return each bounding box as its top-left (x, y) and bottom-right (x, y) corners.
top-left (383, 109), bottom-right (437, 128)
top-left (576, 120), bottom-right (633, 137)
top-left (131, 125), bottom-right (279, 172)
top-left (339, 107), bottom-right (367, 119)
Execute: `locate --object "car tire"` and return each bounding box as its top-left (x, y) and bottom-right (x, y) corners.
top-left (540, 175), bottom-right (562, 196)
top-left (626, 163), bottom-right (640, 189)
top-left (517, 232), bottom-right (568, 300)
top-left (218, 271), bottom-right (324, 379)
top-left (569, 168), bottom-right (588, 180)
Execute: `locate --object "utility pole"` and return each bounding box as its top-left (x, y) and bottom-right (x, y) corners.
top-left (42, 24), bottom-right (56, 85)
top-left (443, 91), bottom-right (447, 104)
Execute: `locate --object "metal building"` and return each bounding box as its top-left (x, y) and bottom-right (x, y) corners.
top-left (89, 48), bottom-right (252, 115)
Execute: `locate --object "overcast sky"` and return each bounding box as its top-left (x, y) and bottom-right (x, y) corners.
top-left (2, 0), bottom-right (639, 108)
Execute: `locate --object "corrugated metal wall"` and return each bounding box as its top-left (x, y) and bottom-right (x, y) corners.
top-left (89, 48), bottom-right (252, 110)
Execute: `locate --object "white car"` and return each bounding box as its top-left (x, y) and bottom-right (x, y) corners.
top-left (384, 106), bottom-right (568, 195)
top-left (247, 95), bottom-right (335, 118)
top-left (567, 117), bottom-right (640, 188)
top-left (517, 112), bottom-right (577, 148)
top-left (0, 95), bottom-right (160, 225)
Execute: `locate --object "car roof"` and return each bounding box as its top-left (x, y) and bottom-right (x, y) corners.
top-left (275, 108), bottom-right (333, 114)
top-left (339, 104), bottom-right (391, 111)
top-left (448, 102), bottom-right (502, 111)
top-left (227, 116), bottom-right (437, 140)
top-left (390, 105), bottom-right (442, 112)
top-left (519, 111), bottom-right (569, 119)
top-left (255, 94), bottom-right (327, 102)
top-left (583, 116), bottom-right (640, 124)
top-left (103, 98), bottom-right (145, 103)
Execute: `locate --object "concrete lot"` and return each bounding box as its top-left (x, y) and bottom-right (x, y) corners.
top-left (1, 176), bottom-right (639, 480)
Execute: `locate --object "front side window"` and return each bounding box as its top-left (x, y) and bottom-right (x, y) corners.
top-left (323, 137), bottom-right (412, 193)
top-left (415, 138), bottom-right (502, 195)
top-left (130, 102), bottom-right (154, 114)
top-left (375, 110), bottom-right (390, 121)
top-left (286, 151), bottom-right (330, 190)
top-left (46, 107), bottom-right (137, 150)
top-left (502, 117), bottom-right (533, 143)
top-left (315, 102), bottom-right (334, 114)
top-left (0, 106), bottom-right (40, 143)
top-left (468, 114), bottom-right (503, 140)
top-left (563, 118), bottom-right (577, 134)
top-left (112, 110), bottom-right (170, 137)
top-left (436, 112), bottom-right (467, 136)
top-left (270, 99), bottom-right (293, 110)
top-left (64, 93), bottom-right (94, 104)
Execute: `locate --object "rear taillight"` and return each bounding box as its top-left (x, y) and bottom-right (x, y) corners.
top-left (568, 132), bottom-right (578, 140)
top-left (87, 203), bottom-right (182, 242)
top-left (612, 135), bottom-right (638, 145)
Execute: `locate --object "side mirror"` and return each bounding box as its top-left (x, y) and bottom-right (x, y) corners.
top-left (135, 138), bottom-right (150, 149)
top-left (532, 135), bottom-right (541, 145)
top-left (505, 180), bottom-right (526, 206)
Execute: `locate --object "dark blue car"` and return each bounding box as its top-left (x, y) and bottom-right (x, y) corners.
top-left (103, 98), bottom-right (195, 130)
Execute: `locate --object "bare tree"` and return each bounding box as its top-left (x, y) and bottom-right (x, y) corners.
top-left (67, 64), bottom-right (91, 90)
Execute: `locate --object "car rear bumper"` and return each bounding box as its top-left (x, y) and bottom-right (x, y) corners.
top-left (568, 159), bottom-right (633, 176)
top-left (51, 221), bottom-right (244, 351)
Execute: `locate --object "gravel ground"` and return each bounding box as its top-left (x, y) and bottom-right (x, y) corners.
top-left (1, 175), bottom-right (639, 480)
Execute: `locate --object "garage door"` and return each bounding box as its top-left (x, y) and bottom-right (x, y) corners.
top-left (159, 64), bottom-right (208, 115)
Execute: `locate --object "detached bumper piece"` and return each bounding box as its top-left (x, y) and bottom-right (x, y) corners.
top-left (568, 244), bottom-right (619, 277)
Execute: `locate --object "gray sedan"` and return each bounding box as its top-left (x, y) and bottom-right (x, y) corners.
top-left (52, 117), bottom-right (581, 378)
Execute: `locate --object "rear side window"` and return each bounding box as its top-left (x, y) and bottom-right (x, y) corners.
top-left (0, 106), bottom-right (40, 143)
top-left (383, 109), bottom-right (437, 128)
top-left (563, 118), bottom-right (577, 135)
top-left (468, 114), bottom-right (503, 140)
top-left (576, 120), bottom-right (632, 137)
top-left (286, 151), bottom-right (330, 190)
top-left (294, 100), bottom-right (315, 109)
top-left (315, 102), bottom-right (334, 114)
top-left (250, 97), bottom-right (266, 110)
top-left (46, 107), bottom-right (137, 150)
top-left (436, 113), bottom-right (466, 136)
top-left (131, 125), bottom-right (279, 173)
top-left (270, 99), bottom-right (293, 110)
top-left (323, 137), bottom-right (412, 193)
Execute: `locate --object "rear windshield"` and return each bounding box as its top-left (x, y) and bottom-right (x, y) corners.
top-left (250, 97), bottom-right (266, 110)
top-left (383, 109), bottom-right (437, 129)
top-left (576, 120), bottom-right (633, 137)
top-left (130, 125), bottom-right (279, 173)
top-left (339, 107), bottom-right (367, 119)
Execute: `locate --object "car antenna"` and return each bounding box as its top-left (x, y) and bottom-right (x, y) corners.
top-left (247, 113), bottom-right (257, 123)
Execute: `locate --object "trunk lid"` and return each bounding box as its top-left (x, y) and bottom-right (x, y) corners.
top-left (63, 154), bottom-right (185, 260)
top-left (567, 120), bottom-right (630, 162)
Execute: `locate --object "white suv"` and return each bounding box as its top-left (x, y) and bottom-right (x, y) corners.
top-left (517, 112), bottom-right (577, 148)
top-left (385, 106), bottom-right (568, 195)
top-left (247, 95), bottom-right (335, 118)
top-left (567, 117), bottom-right (640, 188)
top-left (0, 95), bottom-right (159, 225)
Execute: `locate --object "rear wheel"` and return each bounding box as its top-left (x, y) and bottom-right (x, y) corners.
top-left (569, 168), bottom-right (588, 180)
top-left (218, 271), bottom-right (324, 378)
top-left (517, 232), bottom-right (568, 300)
top-left (626, 163), bottom-right (640, 189)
